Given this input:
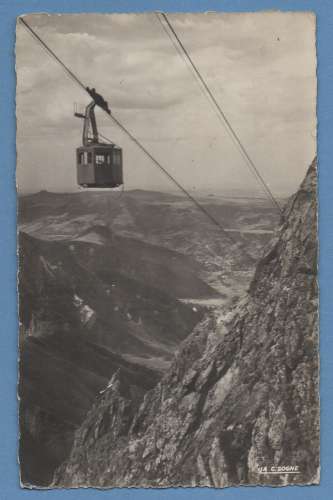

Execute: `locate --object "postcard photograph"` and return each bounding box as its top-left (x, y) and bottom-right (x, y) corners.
top-left (16, 11), bottom-right (319, 489)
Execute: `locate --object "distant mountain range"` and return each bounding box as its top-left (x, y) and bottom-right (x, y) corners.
top-left (19, 188), bottom-right (280, 295)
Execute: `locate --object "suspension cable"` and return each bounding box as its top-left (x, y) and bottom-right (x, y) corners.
top-left (154, 13), bottom-right (229, 133)
top-left (18, 16), bottom-right (255, 262)
top-left (156, 13), bottom-right (282, 215)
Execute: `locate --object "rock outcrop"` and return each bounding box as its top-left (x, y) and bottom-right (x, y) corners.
top-left (54, 159), bottom-right (319, 488)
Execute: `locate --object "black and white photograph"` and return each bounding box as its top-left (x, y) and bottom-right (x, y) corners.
top-left (16, 12), bottom-right (319, 489)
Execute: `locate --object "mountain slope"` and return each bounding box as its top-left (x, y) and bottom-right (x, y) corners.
top-left (19, 231), bottom-right (209, 368)
top-left (71, 224), bottom-right (218, 299)
top-left (54, 159), bottom-right (319, 487)
top-left (19, 334), bottom-right (157, 486)
top-left (18, 228), bottom-right (207, 486)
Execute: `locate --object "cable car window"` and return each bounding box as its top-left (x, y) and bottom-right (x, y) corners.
top-left (95, 154), bottom-right (106, 165)
top-left (87, 152), bottom-right (92, 163)
top-left (113, 150), bottom-right (120, 166)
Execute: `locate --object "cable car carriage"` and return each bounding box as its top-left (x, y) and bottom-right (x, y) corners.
top-left (74, 100), bottom-right (123, 188)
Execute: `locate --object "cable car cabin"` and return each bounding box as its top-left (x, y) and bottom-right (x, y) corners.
top-left (76, 144), bottom-right (123, 188)
top-left (74, 99), bottom-right (123, 189)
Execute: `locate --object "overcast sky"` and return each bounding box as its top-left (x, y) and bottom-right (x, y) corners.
top-left (16, 12), bottom-right (316, 196)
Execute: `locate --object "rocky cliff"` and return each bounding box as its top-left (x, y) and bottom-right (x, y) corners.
top-left (54, 159), bottom-right (319, 488)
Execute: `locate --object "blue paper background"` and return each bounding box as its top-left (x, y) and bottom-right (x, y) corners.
top-left (0, 1), bottom-right (332, 498)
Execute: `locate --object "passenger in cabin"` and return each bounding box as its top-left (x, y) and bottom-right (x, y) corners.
top-left (86, 87), bottom-right (111, 114)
